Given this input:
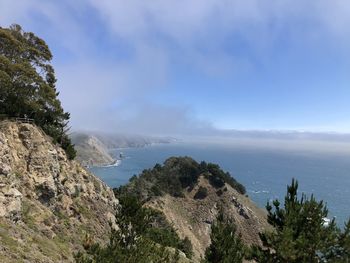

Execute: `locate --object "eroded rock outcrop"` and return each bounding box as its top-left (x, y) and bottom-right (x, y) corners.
top-left (147, 176), bottom-right (270, 261)
top-left (0, 121), bottom-right (118, 262)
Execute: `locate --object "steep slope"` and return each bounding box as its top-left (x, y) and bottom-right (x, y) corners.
top-left (71, 133), bottom-right (115, 167)
top-left (0, 121), bottom-right (118, 262)
top-left (71, 132), bottom-right (177, 167)
top-left (147, 176), bottom-right (269, 260)
top-left (95, 133), bottom-right (176, 149)
top-left (118, 157), bottom-right (269, 261)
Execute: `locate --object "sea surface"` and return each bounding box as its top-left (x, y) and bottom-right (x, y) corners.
top-left (89, 141), bottom-right (350, 226)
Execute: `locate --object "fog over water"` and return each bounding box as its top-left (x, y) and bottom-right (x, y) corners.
top-left (91, 135), bottom-right (350, 226)
top-left (182, 135), bottom-right (350, 156)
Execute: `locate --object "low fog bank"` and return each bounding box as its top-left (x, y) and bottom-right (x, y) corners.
top-left (70, 130), bottom-right (177, 149)
top-left (178, 130), bottom-right (350, 156)
top-left (72, 128), bottom-right (350, 156)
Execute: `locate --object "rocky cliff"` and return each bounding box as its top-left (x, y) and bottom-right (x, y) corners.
top-left (0, 121), bottom-right (118, 262)
top-left (71, 132), bottom-right (176, 167)
top-left (146, 176), bottom-right (269, 261)
top-left (71, 133), bottom-right (115, 167)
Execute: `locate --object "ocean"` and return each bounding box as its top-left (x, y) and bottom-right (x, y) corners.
top-left (89, 140), bottom-right (350, 226)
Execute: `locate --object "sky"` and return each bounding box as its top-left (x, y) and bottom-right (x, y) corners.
top-left (1, 0), bottom-right (350, 135)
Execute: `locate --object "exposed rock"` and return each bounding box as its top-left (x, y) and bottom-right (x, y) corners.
top-left (0, 186), bottom-right (22, 222)
top-left (70, 134), bottom-right (115, 167)
top-left (0, 163), bottom-right (11, 176)
top-left (0, 121), bottom-right (118, 262)
top-left (71, 132), bottom-right (177, 167)
top-left (147, 176), bottom-right (270, 261)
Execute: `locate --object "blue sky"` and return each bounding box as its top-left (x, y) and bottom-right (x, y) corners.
top-left (1, 1), bottom-right (350, 134)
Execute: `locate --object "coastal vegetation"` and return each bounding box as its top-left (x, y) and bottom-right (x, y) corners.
top-left (203, 211), bottom-right (246, 263)
top-left (194, 186), bottom-right (208, 200)
top-left (0, 24), bottom-right (76, 159)
top-left (202, 178), bottom-right (350, 262)
top-left (78, 157), bottom-right (350, 262)
top-left (250, 179), bottom-right (350, 262)
top-left (75, 193), bottom-right (193, 262)
top-left (117, 156), bottom-right (246, 202)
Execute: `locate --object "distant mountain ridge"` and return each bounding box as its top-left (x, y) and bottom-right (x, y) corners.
top-left (93, 133), bottom-right (177, 149)
top-left (71, 132), bottom-right (176, 167)
top-left (70, 134), bottom-right (115, 167)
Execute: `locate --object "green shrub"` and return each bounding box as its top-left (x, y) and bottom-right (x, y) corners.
top-left (208, 175), bottom-right (225, 188)
top-left (207, 163), bottom-right (246, 194)
top-left (150, 185), bottom-right (162, 196)
top-left (179, 237), bottom-right (193, 259)
top-left (118, 157), bottom-right (246, 201)
top-left (194, 186), bottom-right (208, 200)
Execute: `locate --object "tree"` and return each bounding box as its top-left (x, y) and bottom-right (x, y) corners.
top-left (204, 212), bottom-right (246, 263)
top-left (179, 237), bottom-right (193, 259)
top-left (75, 195), bottom-right (171, 263)
top-left (75, 194), bottom-right (193, 262)
top-left (0, 24), bottom-right (76, 159)
top-left (336, 220), bottom-right (350, 261)
top-left (75, 234), bottom-right (174, 263)
top-left (250, 179), bottom-right (350, 263)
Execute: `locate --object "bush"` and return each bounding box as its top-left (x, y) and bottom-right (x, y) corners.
top-left (194, 186), bottom-right (208, 199)
top-left (207, 163), bottom-right (246, 194)
top-left (60, 134), bottom-right (76, 160)
top-left (216, 189), bottom-right (224, 196)
top-left (179, 237), bottom-right (193, 259)
top-left (208, 175), bottom-right (225, 188)
top-left (150, 185), bottom-right (162, 196)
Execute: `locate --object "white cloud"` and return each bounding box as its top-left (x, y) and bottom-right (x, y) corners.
top-left (1, 0), bottom-right (350, 134)
top-left (101, 103), bottom-right (214, 135)
top-left (88, 1), bottom-right (350, 45)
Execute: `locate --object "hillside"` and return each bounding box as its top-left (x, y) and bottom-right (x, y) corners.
top-left (0, 121), bottom-right (118, 262)
top-left (147, 176), bottom-right (269, 260)
top-left (71, 132), bottom-right (176, 166)
top-left (118, 157), bottom-right (269, 261)
top-left (71, 134), bottom-right (115, 167)
top-left (94, 133), bottom-right (176, 149)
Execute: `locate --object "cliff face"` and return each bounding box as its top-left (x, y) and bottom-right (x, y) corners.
top-left (71, 134), bottom-right (115, 167)
top-left (71, 132), bottom-right (177, 167)
top-left (146, 176), bottom-right (269, 261)
top-left (0, 121), bottom-right (118, 262)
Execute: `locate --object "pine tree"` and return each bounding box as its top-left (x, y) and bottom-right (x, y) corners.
top-left (75, 195), bottom-right (192, 262)
top-left (204, 212), bottom-right (246, 263)
top-left (0, 24), bottom-right (76, 159)
top-left (250, 179), bottom-right (350, 263)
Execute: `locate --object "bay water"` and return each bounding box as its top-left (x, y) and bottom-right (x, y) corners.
top-left (89, 140), bottom-right (350, 226)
